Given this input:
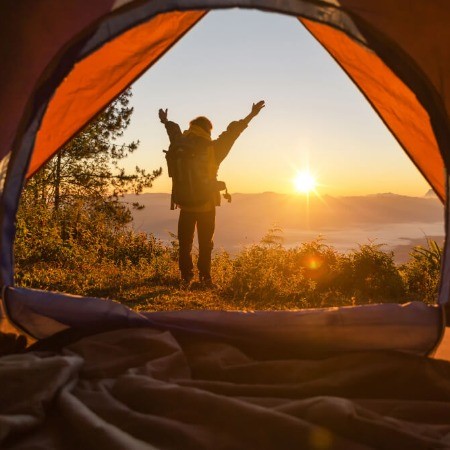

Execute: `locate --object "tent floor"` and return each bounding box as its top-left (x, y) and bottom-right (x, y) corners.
top-left (2, 325), bottom-right (450, 449)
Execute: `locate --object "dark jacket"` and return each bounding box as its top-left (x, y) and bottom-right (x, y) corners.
top-left (164, 120), bottom-right (248, 164)
top-left (164, 120), bottom-right (248, 210)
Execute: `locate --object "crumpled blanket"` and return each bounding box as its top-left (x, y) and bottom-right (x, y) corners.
top-left (1, 327), bottom-right (450, 449)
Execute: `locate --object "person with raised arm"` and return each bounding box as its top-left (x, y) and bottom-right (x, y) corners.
top-left (159, 101), bottom-right (265, 287)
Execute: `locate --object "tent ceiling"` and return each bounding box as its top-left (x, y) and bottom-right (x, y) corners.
top-left (29, 10), bottom-right (207, 177)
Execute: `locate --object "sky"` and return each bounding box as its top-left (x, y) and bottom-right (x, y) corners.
top-left (118, 9), bottom-right (431, 197)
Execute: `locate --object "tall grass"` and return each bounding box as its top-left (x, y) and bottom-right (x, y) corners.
top-left (14, 221), bottom-right (443, 310)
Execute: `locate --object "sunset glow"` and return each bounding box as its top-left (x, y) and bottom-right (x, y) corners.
top-left (121, 9), bottom-right (431, 197)
top-left (294, 171), bottom-right (317, 194)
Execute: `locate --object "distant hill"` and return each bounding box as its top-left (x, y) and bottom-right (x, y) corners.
top-left (124, 192), bottom-right (444, 262)
top-left (425, 189), bottom-right (438, 198)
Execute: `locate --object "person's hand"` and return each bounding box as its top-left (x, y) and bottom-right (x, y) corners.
top-left (159, 108), bottom-right (168, 124)
top-left (251, 100), bottom-right (265, 116)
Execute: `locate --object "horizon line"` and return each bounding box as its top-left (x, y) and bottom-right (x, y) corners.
top-left (131, 191), bottom-right (437, 198)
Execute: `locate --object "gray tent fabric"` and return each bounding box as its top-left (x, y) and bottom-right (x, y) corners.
top-left (2, 287), bottom-right (444, 357)
top-left (2, 327), bottom-right (450, 449)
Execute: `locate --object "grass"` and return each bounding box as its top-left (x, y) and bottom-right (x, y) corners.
top-left (14, 235), bottom-right (443, 311)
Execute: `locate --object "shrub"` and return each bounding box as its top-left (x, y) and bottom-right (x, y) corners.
top-left (212, 237), bottom-right (346, 308)
top-left (336, 242), bottom-right (405, 303)
top-left (292, 238), bottom-right (341, 290)
top-left (214, 244), bottom-right (314, 308)
top-left (400, 238), bottom-right (442, 304)
top-left (16, 217), bottom-right (442, 311)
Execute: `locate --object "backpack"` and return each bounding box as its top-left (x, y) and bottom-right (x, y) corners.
top-left (164, 137), bottom-right (229, 209)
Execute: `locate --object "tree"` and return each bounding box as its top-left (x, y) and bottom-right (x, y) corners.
top-left (21, 88), bottom-right (161, 229)
top-left (16, 89), bottom-right (162, 270)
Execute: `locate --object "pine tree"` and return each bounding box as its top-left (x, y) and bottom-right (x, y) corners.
top-left (21, 88), bottom-right (160, 228)
top-left (17, 89), bottom-right (161, 258)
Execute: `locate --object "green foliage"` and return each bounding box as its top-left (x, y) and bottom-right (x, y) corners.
top-left (211, 238), bottom-right (408, 308)
top-left (400, 238), bottom-right (442, 304)
top-left (22, 88), bottom-right (162, 226)
top-left (292, 238), bottom-right (340, 293)
top-left (336, 242), bottom-right (406, 302)
top-left (15, 87), bottom-right (169, 299)
top-left (260, 225), bottom-right (284, 248)
top-left (15, 219), bottom-right (180, 298)
top-left (213, 245), bottom-right (314, 308)
top-left (15, 216), bottom-right (443, 310)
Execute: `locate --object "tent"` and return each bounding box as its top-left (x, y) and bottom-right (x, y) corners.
top-left (1, 2), bottom-right (450, 448)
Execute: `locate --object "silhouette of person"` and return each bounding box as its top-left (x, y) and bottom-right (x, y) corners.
top-left (159, 101), bottom-right (265, 286)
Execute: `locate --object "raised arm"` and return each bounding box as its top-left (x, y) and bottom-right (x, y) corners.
top-left (214, 100), bottom-right (265, 164)
top-left (242, 100), bottom-right (265, 125)
top-left (159, 108), bottom-right (182, 143)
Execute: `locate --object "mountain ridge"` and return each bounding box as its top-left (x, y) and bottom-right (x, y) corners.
top-left (125, 192), bottom-right (444, 262)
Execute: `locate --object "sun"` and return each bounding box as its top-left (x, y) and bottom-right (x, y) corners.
top-left (294, 171), bottom-right (317, 193)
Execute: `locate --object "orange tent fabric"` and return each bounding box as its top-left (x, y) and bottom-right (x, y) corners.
top-left (300, 18), bottom-right (444, 200)
top-left (29, 10), bottom-right (206, 177)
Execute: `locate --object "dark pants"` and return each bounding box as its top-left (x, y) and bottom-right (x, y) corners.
top-left (178, 209), bottom-right (216, 281)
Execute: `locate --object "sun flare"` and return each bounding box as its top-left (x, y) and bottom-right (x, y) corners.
top-left (294, 171), bottom-right (317, 194)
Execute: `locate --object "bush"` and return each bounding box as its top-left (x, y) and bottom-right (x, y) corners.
top-left (15, 214), bottom-right (442, 310)
top-left (335, 243), bottom-right (405, 303)
top-left (212, 238), bottom-right (408, 308)
top-left (292, 239), bottom-right (340, 290)
top-left (213, 244), bottom-right (314, 308)
top-left (14, 196), bottom-right (176, 297)
top-left (400, 239), bottom-right (442, 304)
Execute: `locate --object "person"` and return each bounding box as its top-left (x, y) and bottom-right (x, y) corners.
top-left (159, 101), bottom-right (265, 287)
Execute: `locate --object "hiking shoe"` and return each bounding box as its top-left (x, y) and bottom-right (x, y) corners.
top-left (200, 277), bottom-right (216, 289)
top-left (189, 281), bottom-right (203, 290)
top-left (180, 277), bottom-right (193, 290)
